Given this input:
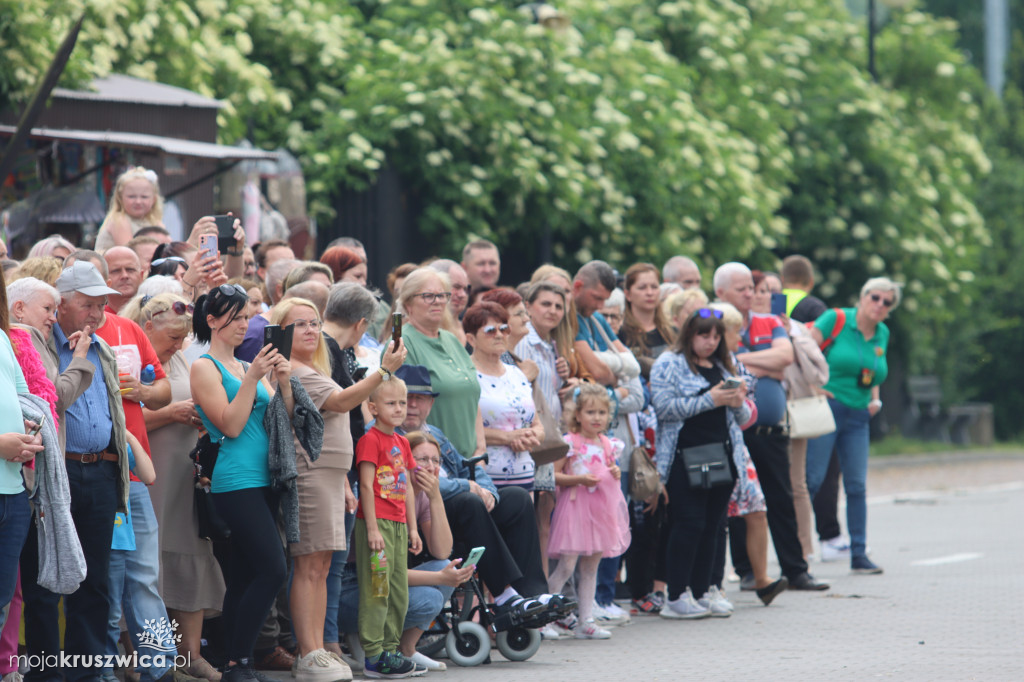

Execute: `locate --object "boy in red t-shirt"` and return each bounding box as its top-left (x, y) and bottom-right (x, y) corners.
top-left (355, 378), bottom-right (421, 678)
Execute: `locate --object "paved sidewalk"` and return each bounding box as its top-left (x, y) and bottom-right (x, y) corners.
top-left (409, 453), bottom-right (1024, 681)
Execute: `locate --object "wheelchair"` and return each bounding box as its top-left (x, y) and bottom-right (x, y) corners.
top-left (415, 454), bottom-right (574, 666)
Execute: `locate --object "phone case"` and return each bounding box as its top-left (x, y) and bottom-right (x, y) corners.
top-left (263, 323), bottom-right (295, 358)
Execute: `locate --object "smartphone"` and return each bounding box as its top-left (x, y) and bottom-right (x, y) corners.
top-left (722, 377), bottom-right (743, 390)
top-left (213, 215), bottom-right (237, 251)
top-left (27, 415), bottom-right (45, 437)
top-left (352, 366), bottom-right (368, 381)
top-left (770, 292), bottom-right (787, 316)
top-left (391, 312), bottom-right (402, 350)
top-left (198, 233), bottom-right (218, 262)
top-left (463, 546), bottom-right (486, 568)
top-left (263, 323), bottom-right (295, 358)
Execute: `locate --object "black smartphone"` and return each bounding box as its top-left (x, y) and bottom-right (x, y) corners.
top-left (263, 323), bottom-right (295, 358)
top-left (770, 292), bottom-right (787, 316)
top-left (392, 312), bottom-right (402, 351)
top-left (213, 215), bottom-right (237, 252)
top-left (352, 366), bottom-right (368, 381)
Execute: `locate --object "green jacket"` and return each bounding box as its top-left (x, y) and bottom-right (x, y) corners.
top-left (45, 329), bottom-right (130, 513)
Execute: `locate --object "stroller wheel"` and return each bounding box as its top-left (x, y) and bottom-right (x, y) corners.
top-left (445, 621), bottom-right (490, 667)
top-left (496, 626), bottom-right (542, 661)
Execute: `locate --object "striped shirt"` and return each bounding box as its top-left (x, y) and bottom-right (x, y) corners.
top-left (514, 322), bottom-right (562, 425)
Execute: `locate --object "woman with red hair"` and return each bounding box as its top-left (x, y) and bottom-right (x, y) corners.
top-left (320, 246), bottom-right (367, 286)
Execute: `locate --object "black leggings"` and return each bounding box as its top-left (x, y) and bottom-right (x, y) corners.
top-left (213, 487), bottom-right (288, 662)
top-left (664, 456), bottom-right (733, 602)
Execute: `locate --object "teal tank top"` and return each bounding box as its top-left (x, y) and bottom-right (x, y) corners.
top-left (196, 354), bottom-right (271, 493)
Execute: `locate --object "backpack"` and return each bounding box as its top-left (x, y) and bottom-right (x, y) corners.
top-left (807, 308), bottom-right (846, 353)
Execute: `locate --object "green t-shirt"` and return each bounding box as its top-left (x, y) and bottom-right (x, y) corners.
top-left (814, 308), bottom-right (889, 410)
top-left (403, 326), bottom-right (481, 459)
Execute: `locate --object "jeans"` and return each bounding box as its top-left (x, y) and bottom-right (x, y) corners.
top-left (806, 399), bottom-right (870, 559)
top-left (23, 459), bottom-right (118, 682)
top-left (105, 482), bottom-right (174, 682)
top-left (0, 491), bottom-right (30, 631)
top-left (323, 510), bottom-right (356, 644)
top-left (337, 559), bottom-right (455, 634)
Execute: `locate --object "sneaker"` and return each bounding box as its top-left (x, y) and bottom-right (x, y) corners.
top-left (540, 623), bottom-right (570, 640)
top-left (659, 588), bottom-right (711, 620)
top-left (631, 591), bottom-right (663, 615)
top-left (574, 618), bottom-right (612, 639)
top-left (363, 652), bottom-right (416, 679)
top-left (220, 666), bottom-right (258, 682)
top-left (594, 602), bottom-right (631, 626)
top-left (292, 649), bottom-right (351, 682)
top-left (697, 586), bottom-right (733, 617)
top-left (555, 612), bottom-right (579, 631)
top-left (851, 555), bottom-right (884, 575)
top-left (407, 652), bottom-right (445, 672)
top-left (739, 573), bottom-right (756, 591)
top-left (820, 536), bottom-right (852, 562)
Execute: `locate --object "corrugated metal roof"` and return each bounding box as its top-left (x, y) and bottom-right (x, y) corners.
top-left (52, 74), bottom-right (223, 109)
top-left (0, 125), bottom-right (279, 161)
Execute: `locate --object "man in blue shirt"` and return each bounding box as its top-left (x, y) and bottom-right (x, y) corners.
top-left (22, 262), bottom-right (132, 682)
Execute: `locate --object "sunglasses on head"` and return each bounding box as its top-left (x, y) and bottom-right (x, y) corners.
top-left (150, 256), bottom-right (186, 268)
top-left (218, 283), bottom-right (248, 298)
top-left (869, 293), bottom-right (895, 308)
top-left (692, 308), bottom-right (724, 320)
top-left (480, 324), bottom-right (510, 336)
top-left (143, 296), bottom-right (194, 318)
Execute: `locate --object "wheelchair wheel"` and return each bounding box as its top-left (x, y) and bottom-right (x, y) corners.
top-left (444, 621), bottom-right (490, 667)
top-left (416, 630), bottom-right (447, 658)
top-left (496, 626), bottom-right (542, 661)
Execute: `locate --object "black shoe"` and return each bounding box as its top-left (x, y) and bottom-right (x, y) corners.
top-left (739, 573), bottom-right (756, 591)
top-left (756, 577), bottom-right (789, 605)
top-left (788, 572), bottom-right (830, 591)
top-left (492, 595), bottom-right (547, 632)
top-left (220, 664), bottom-right (257, 682)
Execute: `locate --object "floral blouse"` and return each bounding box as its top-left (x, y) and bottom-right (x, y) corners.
top-left (478, 364), bottom-right (536, 489)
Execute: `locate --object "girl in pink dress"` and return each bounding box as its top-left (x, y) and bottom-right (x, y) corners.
top-left (547, 384), bottom-right (631, 639)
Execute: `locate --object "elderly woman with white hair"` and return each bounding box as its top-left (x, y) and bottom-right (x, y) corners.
top-left (805, 277), bottom-right (900, 577)
top-left (8, 277), bottom-right (60, 341)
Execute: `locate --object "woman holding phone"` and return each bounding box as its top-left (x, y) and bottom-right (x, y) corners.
top-left (269, 297), bottom-right (405, 681)
top-left (189, 283), bottom-right (292, 682)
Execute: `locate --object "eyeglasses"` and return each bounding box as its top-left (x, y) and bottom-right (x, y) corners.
top-left (511, 309), bottom-right (529, 318)
top-left (480, 324), bottom-right (510, 336)
top-left (292, 319), bottom-right (322, 332)
top-left (415, 292), bottom-right (452, 304)
top-left (413, 456), bottom-right (441, 466)
top-left (602, 312), bottom-right (623, 322)
top-left (218, 283), bottom-right (248, 298)
top-left (150, 256), bottom-right (186, 268)
top-left (869, 293), bottom-right (895, 308)
top-left (692, 308), bottom-right (724, 319)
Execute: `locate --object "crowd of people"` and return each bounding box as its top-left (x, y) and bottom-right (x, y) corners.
top-left (0, 166), bottom-right (899, 681)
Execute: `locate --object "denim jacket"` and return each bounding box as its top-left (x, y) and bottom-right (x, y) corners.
top-left (650, 352), bottom-right (752, 484)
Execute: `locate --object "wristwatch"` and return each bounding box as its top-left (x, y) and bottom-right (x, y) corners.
top-left (869, 399), bottom-right (882, 409)
top-left (377, 367), bottom-right (392, 381)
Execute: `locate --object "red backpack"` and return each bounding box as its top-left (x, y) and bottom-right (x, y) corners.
top-left (806, 308), bottom-right (846, 353)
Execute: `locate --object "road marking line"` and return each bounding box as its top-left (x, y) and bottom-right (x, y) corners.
top-left (910, 552), bottom-right (983, 567)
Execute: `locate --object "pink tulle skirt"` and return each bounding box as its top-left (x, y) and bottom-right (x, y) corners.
top-left (548, 468), bottom-right (631, 559)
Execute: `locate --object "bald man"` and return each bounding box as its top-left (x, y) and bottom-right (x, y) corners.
top-left (104, 246), bottom-right (144, 313)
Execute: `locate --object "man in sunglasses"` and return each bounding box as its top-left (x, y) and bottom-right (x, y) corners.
top-left (714, 262), bottom-right (829, 593)
top-left (104, 246), bottom-right (145, 314)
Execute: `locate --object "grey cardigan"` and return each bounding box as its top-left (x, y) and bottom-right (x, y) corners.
top-left (264, 377), bottom-right (323, 543)
top-left (21, 393), bottom-right (86, 594)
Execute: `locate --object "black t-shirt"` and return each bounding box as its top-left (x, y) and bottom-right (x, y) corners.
top-left (790, 294), bottom-right (828, 323)
top-left (675, 364), bottom-right (730, 450)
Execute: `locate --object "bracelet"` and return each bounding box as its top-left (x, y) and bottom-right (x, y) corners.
top-left (225, 249), bottom-right (244, 256)
top-left (869, 399), bottom-right (882, 408)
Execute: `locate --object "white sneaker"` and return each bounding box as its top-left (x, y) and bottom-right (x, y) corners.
top-left (540, 623), bottom-right (570, 640)
top-left (574, 618), bottom-right (612, 639)
top-left (293, 649), bottom-right (352, 682)
top-left (594, 602), bottom-right (631, 626)
top-left (820, 536), bottom-right (851, 562)
top-left (3, 673), bottom-right (24, 682)
top-left (660, 588), bottom-right (711, 620)
top-left (698, 586), bottom-right (733, 618)
top-left (407, 652), bottom-right (445, 672)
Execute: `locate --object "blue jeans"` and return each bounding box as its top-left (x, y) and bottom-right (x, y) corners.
top-left (0, 490), bottom-right (30, 631)
top-left (336, 559), bottom-right (455, 635)
top-left (323, 510), bottom-right (356, 644)
top-left (106, 482), bottom-right (174, 682)
top-left (805, 399), bottom-right (870, 560)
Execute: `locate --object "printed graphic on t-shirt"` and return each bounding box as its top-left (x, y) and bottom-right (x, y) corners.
top-left (377, 445), bottom-right (408, 501)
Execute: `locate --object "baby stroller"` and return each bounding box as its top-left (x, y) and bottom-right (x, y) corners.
top-left (416, 455), bottom-right (574, 666)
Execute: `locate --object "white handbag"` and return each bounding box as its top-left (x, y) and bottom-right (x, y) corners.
top-left (786, 395), bottom-right (837, 440)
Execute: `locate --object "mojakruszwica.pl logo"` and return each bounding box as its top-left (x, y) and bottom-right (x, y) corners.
top-left (10, 617), bottom-right (190, 671)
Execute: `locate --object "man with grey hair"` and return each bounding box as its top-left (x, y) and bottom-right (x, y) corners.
top-left (662, 255), bottom-right (702, 290)
top-left (428, 259), bottom-right (470, 318)
top-left (64, 249), bottom-right (107, 276)
top-left (713, 262), bottom-right (829, 592)
top-left (236, 258), bottom-right (300, 361)
top-left (22, 262), bottom-right (133, 682)
top-left (282, 280), bottom-right (330, 316)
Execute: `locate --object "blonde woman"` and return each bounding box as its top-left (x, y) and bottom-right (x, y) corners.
top-left (270, 297), bottom-right (405, 681)
top-left (96, 167), bottom-right (165, 250)
top-left (664, 287), bottom-right (709, 336)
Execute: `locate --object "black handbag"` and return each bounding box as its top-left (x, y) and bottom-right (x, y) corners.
top-left (680, 442), bottom-right (733, 489)
top-left (189, 433), bottom-right (221, 479)
top-left (189, 434), bottom-right (230, 541)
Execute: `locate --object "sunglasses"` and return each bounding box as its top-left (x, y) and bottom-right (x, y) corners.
top-left (218, 283), bottom-right (248, 298)
top-left (150, 256), bottom-right (186, 268)
top-left (692, 308), bottom-right (724, 320)
top-left (480, 324), bottom-right (510, 336)
top-left (147, 300), bottom-right (194, 318)
top-left (869, 293), bottom-right (895, 308)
